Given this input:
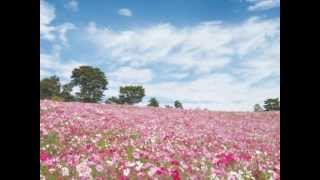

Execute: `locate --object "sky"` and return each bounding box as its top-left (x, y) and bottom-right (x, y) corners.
top-left (40, 0), bottom-right (280, 111)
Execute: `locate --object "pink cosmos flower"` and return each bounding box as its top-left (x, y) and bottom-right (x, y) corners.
top-left (40, 151), bottom-right (50, 161)
top-left (96, 164), bottom-right (104, 172)
top-left (171, 169), bottom-right (181, 180)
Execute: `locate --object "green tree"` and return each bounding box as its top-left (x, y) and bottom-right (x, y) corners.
top-left (40, 76), bottom-right (61, 100)
top-left (70, 66), bottom-right (108, 103)
top-left (254, 104), bottom-right (264, 112)
top-left (118, 85), bottom-right (145, 105)
top-left (148, 97), bottom-right (159, 107)
top-left (174, 100), bottom-right (183, 109)
top-left (263, 98), bottom-right (280, 111)
top-left (60, 83), bottom-right (76, 102)
top-left (106, 96), bottom-right (124, 104)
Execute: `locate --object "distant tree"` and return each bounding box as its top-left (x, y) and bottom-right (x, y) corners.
top-left (106, 96), bottom-right (124, 104)
top-left (174, 100), bottom-right (183, 109)
top-left (165, 105), bottom-right (173, 108)
top-left (40, 75), bottom-right (61, 100)
top-left (60, 83), bottom-right (76, 102)
top-left (254, 104), bottom-right (264, 112)
top-left (70, 66), bottom-right (108, 103)
top-left (118, 85), bottom-right (145, 105)
top-left (263, 98), bottom-right (280, 111)
top-left (148, 97), bottom-right (159, 107)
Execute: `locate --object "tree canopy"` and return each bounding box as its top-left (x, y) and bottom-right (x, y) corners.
top-left (263, 98), bottom-right (280, 111)
top-left (40, 75), bottom-right (61, 100)
top-left (70, 66), bottom-right (108, 103)
top-left (174, 100), bottom-right (183, 109)
top-left (118, 85), bottom-right (145, 105)
top-left (148, 97), bottom-right (159, 107)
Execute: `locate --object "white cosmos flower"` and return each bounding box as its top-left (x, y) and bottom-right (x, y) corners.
top-left (126, 161), bottom-right (135, 167)
top-left (61, 167), bottom-right (69, 176)
top-left (123, 168), bottom-right (130, 176)
top-left (256, 150), bottom-right (262, 155)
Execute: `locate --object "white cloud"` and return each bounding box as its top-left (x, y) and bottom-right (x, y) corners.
top-left (109, 67), bottom-right (153, 84)
top-left (118, 8), bottom-right (132, 17)
top-left (143, 73), bottom-right (279, 111)
top-left (40, 0), bottom-right (75, 43)
top-left (40, 50), bottom-right (85, 84)
top-left (66, 0), bottom-right (78, 12)
top-left (40, 1), bottom-right (79, 84)
top-left (246, 0), bottom-right (280, 11)
top-left (84, 17), bottom-right (279, 111)
top-left (86, 17), bottom-right (279, 75)
top-left (57, 23), bottom-right (76, 45)
top-left (40, 0), bottom-right (56, 41)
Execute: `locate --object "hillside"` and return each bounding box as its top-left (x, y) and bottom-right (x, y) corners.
top-left (40, 100), bottom-right (280, 179)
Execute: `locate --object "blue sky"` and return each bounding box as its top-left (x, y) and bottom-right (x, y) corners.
top-left (40, 0), bottom-right (280, 111)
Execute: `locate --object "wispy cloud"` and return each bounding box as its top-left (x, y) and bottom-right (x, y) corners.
top-left (118, 8), bottom-right (133, 17)
top-left (246, 0), bottom-right (280, 11)
top-left (40, 51), bottom-right (85, 84)
top-left (40, 0), bottom-right (76, 43)
top-left (40, 0), bottom-right (79, 84)
top-left (109, 67), bottom-right (153, 84)
top-left (40, 0), bottom-right (56, 41)
top-left (85, 17), bottom-right (279, 110)
top-left (66, 0), bottom-right (79, 12)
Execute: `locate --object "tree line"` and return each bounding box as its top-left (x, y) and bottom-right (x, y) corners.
top-left (41, 65), bottom-right (279, 111)
top-left (40, 66), bottom-right (183, 108)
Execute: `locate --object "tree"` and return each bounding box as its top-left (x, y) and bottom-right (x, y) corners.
top-left (40, 76), bottom-right (61, 100)
top-left (174, 100), bottom-right (183, 109)
top-left (118, 85), bottom-right (145, 105)
top-left (106, 96), bottom-right (124, 104)
top-left (148, 97), bottom-right (159, 107)
top-left (254, 104), bottom-right (264, 112)
top-left (70, 66), bottom-right (108, 103)
top-left (263, 98), bottom-right (280, 111)
top-left (60, 83), bottom-right (76, 102)
top-left (165, 105), bottom-right (173, 108)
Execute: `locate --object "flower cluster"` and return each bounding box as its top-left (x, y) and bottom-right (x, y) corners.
top-left (40, 100), bottom-right (280, 179)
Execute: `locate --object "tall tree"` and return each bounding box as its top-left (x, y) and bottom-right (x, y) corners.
top-left (40, 75), bottom-right (61, 100)
top-left (148, 97), bottom-right (159, 107)
top-left (174, 100), bottom-right (183, 109)
top-left (118, 86), bottom-right (145, 105)
top-left (263, 98), bottom-right (280, 111)
top-left (70, 66), bottom-right (108, 103)
top-left (60, 83), bottom-right (76, 102)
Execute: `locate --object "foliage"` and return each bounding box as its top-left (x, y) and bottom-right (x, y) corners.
top-left (70, 66), bottom-right (108, 103)
top-left (60, 83), bottom-right (76, 102)
top-left (263, 98), bottom-right (280, 111)
top-left (40, 75), bottom-right (61, 100)
top-left (148, 97), bottom-right (159, 107)
top-left (118, 85), bottom-right (145, 105)
top-left (106, 96), bottom-right (124, 104)
top-left (51, 95), bottom-right (64, 102)
top-left (174, 100), bottom-right (183, 109)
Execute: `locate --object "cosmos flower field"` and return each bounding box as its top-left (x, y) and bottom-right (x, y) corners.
top-left (40, 100), bottom-right (280, 180)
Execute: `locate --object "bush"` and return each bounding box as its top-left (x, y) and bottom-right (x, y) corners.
top-left (51, 96), bottom-right (64, 102)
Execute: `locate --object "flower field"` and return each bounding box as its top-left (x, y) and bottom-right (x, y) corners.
top-left (40, 100), bottom-right (280, 180)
